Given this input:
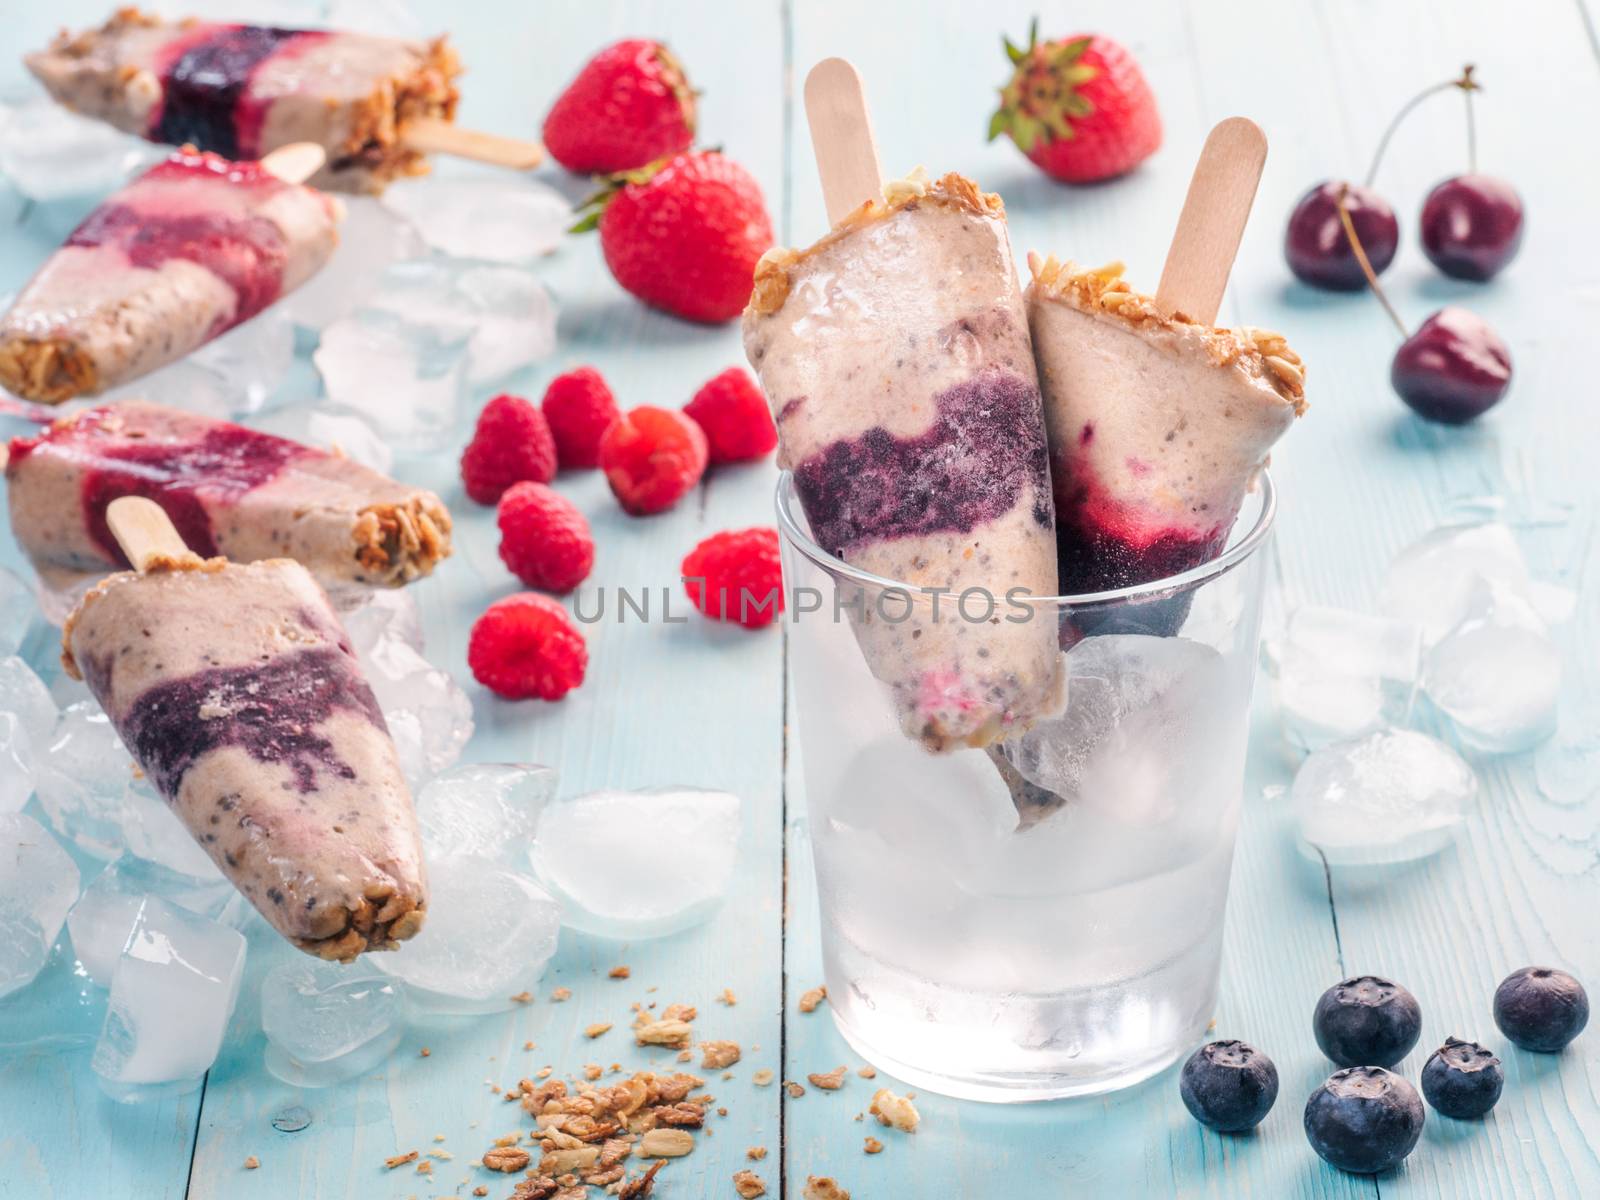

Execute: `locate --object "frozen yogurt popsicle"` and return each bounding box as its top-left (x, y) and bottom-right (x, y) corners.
top-left (1025, 256), bottom-right (1306, 596)
top-left (0, 148), bottom-right (339, 404)
top-left (25, 8), bottom-right (461, 194)
top-left (63, 540), bottom-right (428, 961)
top-left (744, 171), bottom-right (1062, 751)
top-left (5, 400), bottom-right (451, 593)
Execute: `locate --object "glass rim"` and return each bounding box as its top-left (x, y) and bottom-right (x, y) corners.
top-left (775, 469), bottom-right (1277, 607)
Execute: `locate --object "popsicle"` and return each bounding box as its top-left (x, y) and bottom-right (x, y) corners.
top-left (5, 399), bottom-right (451, 593)
top-left (62, 497), bottom-right (428, 961)
top-left (24, 9), bottom-right (541, 193)
top-left (0, 146), bottom-right (339, 404)
top-left (744, 61), bottom-right (1061, 752)
top-left (1027, 119), bottom-right (1306, 597)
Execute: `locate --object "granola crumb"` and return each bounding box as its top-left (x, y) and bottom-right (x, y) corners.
top-left (511, 991), bottom-right (534, 1004)
top-left (635, 1019), bottom-right (693, 1049)
top-left (585, 1023), bottom-right (614, 1039)
top-left (636, 1129), bottom-right (695, 1158)
top-left (483, 1145), bottom-right (533, 1173)
top-left (384, 1151), bottom-right (419, 1169)
top-left (433, 1134), bottom-right (447, 1143)
top-left (583, 1064), bottom-right (603, 1081)
top-left (719, 988), bottom-right (738, 1005)
top-left (733, 1168), bottom-right (767, 1197)
top-left (864, 1137), bottom-right (883, 1154)
top-left (619, 1159), bottom-right (666, 1198)
top-left (783, 1081), bottom-right (806, 1099)
top-left (419, 1047), bottom-right (431, 1057)
top-left (551, 987), bottom-right (571, 1002)
top-left (798, 986), bottom-right (827, 1014)
top-left (473, 1189), bottom-right (488, 1197)
top-left (853, 1113), bottom-right (863, 1122)
top-left (609, 965), bottom-right (631, 979)
top-left (243, 1156), bottom-right (259, 1170)
top-left (808, 1067), bottom-right (847, 1091)
top-left (492, 1134), bottom-right (520, 1147)
top-left (524, 1041), bottom-right (536, 1051)
top-left (700, 1041), bottom-right (741, 1070)
top-left (676, 1049), bottom-right (693, 1062)
top-left (752, 1070), bottom-right (774, 1087)
top-left (746, 1146), bottom-right (768, 1160)
top-left (415, 1159), bottom-right (432, 1175)
top-left (536, 1066), bottom-right (553, 1079)
top-left (803, 1176), bottom-right (849, 1200)
top-left (869, 1088), bottom-right (920, 1132)
top-left (661, 1003), bottom-right (697, 1022)
top-left (856, 1066), bottom-right (876, 1079)
top-left (717, 1107), bottom-right (728, 1117)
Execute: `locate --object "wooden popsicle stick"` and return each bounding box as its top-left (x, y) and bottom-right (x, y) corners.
top-left (1154, 117), bottom-right (1268, 324)
top-left (401, 118), bottom-right (546, 170)
top-left (260, 141), bottom-right (328, 186)
top-left (804, 58), bottom-right (884, 225)
top-left (106, 497), bottom-right (203, 573)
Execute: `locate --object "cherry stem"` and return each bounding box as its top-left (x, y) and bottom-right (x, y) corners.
top-left (1336, 184), bottom-right (1408, 339)
top-left (1364, 65), bottom-right (1481, 189)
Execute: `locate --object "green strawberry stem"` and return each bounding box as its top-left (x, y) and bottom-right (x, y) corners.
top-left (1363, 65), bottom-right (1481, 188)
top-left (988, 19), bottom-right (1099, 150)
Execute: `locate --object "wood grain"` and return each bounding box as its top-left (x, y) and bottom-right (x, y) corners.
top-left (1155, 116), bottom-right (1267, 323)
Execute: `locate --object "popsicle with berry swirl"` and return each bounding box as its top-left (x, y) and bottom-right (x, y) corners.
top-left (5, 400), bottom-right (451, 596)
top-left (0, 148), bottom-right (338, 404)
top-left (1025, 256), bottom-right (1306, 597)
top-left (744, 171), bottom-right (1062, 752)
top-left (63, 533), bottom-right (428, 962)
top-left (25, 8), bottom-right (461, 193)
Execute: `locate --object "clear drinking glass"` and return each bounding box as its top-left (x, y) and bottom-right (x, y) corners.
top-left (778, 471), bottom-right (1276, 1102)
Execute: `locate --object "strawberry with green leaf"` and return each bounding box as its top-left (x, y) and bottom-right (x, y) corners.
top-left (989, 23), bottom-right (1162, 184)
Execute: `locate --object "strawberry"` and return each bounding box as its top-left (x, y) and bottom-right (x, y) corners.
top-left (543, 39), bottom-right (696, 174)
top-left (573, 151), bottom-right (774, 324)
top-left (988, 23), bottom-right (1161, 184)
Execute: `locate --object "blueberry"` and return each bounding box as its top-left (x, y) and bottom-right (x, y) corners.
top-left (1313, 976), bottom-right (1422, 1068)
top-left (1179, 1040), bottom-right (1279, 1132)
top-left (1304, 1066), bottom-right (1425, 1174)
top-left (1494, 967), bottom-right (1589, 1053)
top-left (1420, 1037), bottom-right (1503, 1119)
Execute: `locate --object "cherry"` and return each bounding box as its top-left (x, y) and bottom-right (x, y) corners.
top-left (1391, 307), bottom-right (1512, 423)
top-left (1285, 182), bottom-right (1399, 290)
top-left (1419, 174), bottom-right (1524, 281)
top-left (1335, 190), bottom-right (1513, 425)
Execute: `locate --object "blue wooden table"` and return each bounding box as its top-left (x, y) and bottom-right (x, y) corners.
top-left (3, 0), bottom-right (1599, 1196)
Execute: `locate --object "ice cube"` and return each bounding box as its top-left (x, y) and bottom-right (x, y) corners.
top-left (360, 259), bottom-right (557, 385)
top-left (531, 788), bottom-right (741, 938)
top-left (381, 176), bottom-right (570, 263)
top-left (68, 859), bottom-right (233, 987)
top-left (323, 0), bottom-right (425, 38)
top-left (0, 655), bottom-right (58, 738)
top-left (1379, 521), bottom-right (1530, 645)
top-left (260, 959), bottom-right (405, 1087)
top-left (341, 587), bottom-right (425, 654)
top-left (1534, 701), bottom-right (1600, 807)
top-left (251, 406), bottom-right (394, 474)
top-left (1000, 635), bottom-right (1233, 824)
top-left (93, 897), bottom-right (246, 1101)
top-left (371, 855), bottom-right (559, 1013)
top-left (0, 812), bottom-right (80, 998)
top-left (415, 763), bottom-right (557, 862)
top-left (0, 97), bottom-right (157, 201)
top-left (119, 774), bottom-right (226, 883)
top-left (315, 311), bottom-right (466, 452)
top-left (281, 196), bottom-right (426, 331)
top-left (1266, 606), bottom-right (1422, 751)
top-left (0, 567), bottom-right (30, 656)
top-left (1292, 729), bottom-right (1476, 865)
top-left (0, 711), bottom-right (35, 815)
top-left (354, 635), bottom-right (474, 789)
top-left (101, 307), bottom-right (294, 417)
top-left (1423, 578), bottom-right (1560, 753)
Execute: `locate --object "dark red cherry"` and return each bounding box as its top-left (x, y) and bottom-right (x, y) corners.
top-left (1285, 181), bottom-right (1399, 291)
top-left (1419, 174), bottom-right (1524, 281)
top-left (1391, 307), bottom-right (1511, 424)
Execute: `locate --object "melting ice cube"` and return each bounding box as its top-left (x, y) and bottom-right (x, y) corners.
top-left (1266, 606), bottom-right (1422, 751)
top-left (260, 958), bottom-right (405, 1087)
top-left (381, 176), bottom-right (570, 263)
top-left (415, 763), bottom-right (557, 863)
top-left (0, 812), bottom-right (80, 998)
top-left (68, 859), bottom-right (233, 987)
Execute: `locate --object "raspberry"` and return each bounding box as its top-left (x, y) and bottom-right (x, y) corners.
top-left (681, 527), bottom-right (783, 629)
top-left (467, 593), bottom-right (587, 700)
top-left (460, 393), bottom-right (557, 505)
top-left (598, 406), bottom-right (708, 516)
top-left (683, 367), bottom-right (777, 464)
top-left (497, 482), bottom-right (595, 593)
top-left (542, 367), bottom-right (620, 470)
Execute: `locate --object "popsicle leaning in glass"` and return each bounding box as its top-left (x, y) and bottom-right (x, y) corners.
top-left (24, 8), bottom-right (460, 193)
top-left (62, 508), bottom-right (428, 962)
top-left (5, 400), bottom-right (451, 595)
top-left (1025, 256), bottom-right (1307, 596)
top-left (0, 148), bottom-right (340, 404)
top-left (744, 171), bottom-right (1063, 752)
